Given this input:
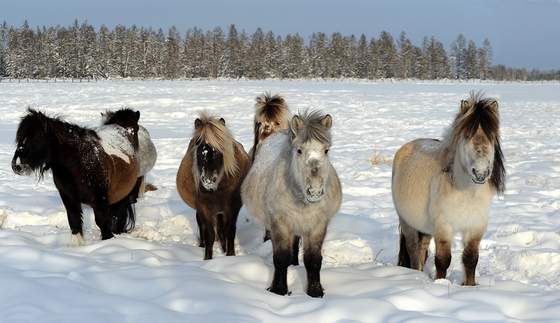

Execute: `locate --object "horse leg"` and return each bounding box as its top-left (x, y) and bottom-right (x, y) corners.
top-left (138, 175), bottom-right (146, 198)
top-left (198, 210), bottom-right (215, 260)
top-left (263, 229), bottom-right (271, 242)
top-left (434, 227), bottom-right (453, 280)
top-left (462, 228), bottom-right (484, 286)
top-left (291, 235), bottom-right (300, 266)
top-left (302, 224), bottom-right (328, 298)
top-left (398, 219), bottom-right (422, 269)
top-left (196, 211), bottom-right (205, 247)
top-left (128, 177), bottom-right (143, 204)
top-left (216, 213), bottom-right (227, 253)
top-left (268, 220), bottom-right (292, 296)
top-left (224, 202), bottom-right (241, 256)
top-left (93, 200), bottom-right (114, 241)
top-left (418, 232), bottom-right (432, 271)
top-left (59, 192), bottom-right (85, 246)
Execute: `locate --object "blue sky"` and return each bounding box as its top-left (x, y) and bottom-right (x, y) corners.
top-left (3, 0), bottom-right (559, 69)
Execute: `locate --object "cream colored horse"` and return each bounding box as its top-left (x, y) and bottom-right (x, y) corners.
top-left (392, 91), bottom-right (505, 286)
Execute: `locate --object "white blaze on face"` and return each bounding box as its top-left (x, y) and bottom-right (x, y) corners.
top-left (299, 140), bottom-right (328, 203)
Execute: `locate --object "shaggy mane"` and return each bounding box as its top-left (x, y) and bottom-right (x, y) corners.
top-left (192, 111), bottom-right (238, 177)
top-left (292, 110), bottom-right (332, 146)
top-left (440, 91), bottom-right (506, 194)
top-left (254, 92), bottom-right (290, 123)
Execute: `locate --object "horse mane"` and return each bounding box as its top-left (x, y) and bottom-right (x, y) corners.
top-left (16, 107), bottom-right (91, 178)
top-left (100, 107), bottom-right (140, 127)
top-left (193, 111), bottom-right (239, 177)
top-left (254, 92), bottom-right (290, 123)
top-left (440, 91), bottom-right (506, 194)
top-left (291, 110), bottom-right (332, 146)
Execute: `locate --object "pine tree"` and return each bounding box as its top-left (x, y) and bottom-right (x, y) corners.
top-left (378, 31), bottom-right (397, 78)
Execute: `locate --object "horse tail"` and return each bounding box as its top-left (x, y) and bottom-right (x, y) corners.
top-left (397, 229), bottom-right (411, 268)
top-left (110, 194), bottom-right (136, 234)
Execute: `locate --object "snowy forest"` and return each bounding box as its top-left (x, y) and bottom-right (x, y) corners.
top-left (1, 20), bottom-right (558, 82)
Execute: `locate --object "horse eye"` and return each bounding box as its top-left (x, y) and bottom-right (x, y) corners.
top-left (276, 121), bottom-right (281, 125)
top-left (297, 149), bottom-right (302, 154)
top-left (256, 122), bottom-right (262, 126)
top-left (325, 149), bottom-right (329, 154)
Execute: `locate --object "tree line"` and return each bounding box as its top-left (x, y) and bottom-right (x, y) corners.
top-left (0, 20), bottom-right (557, 82)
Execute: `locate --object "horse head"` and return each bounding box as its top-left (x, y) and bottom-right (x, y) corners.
top-left (290, 111), bottom-right (333, 204)
top-left (460, 124), bottom-right (495, 184)
top-left (254, 93), bottom-right (291, 143)
top-left (192, 113), bottom-right (237, 192)
top-left (195, 136), bottom-right (225, 191)
top-left (12, 108), bottom-right (51, 176)
top-left (451, 92), bottom-right (504, 190)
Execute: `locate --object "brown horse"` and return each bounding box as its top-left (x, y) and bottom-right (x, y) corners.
top-left (248, 92), bottom-right (291, 160)
top-left (12, 107), bottom-right (140, 246)
top-left (392, 91), bottom-right (506, 285)
top-left (176, 111), bottom-right (252, 260)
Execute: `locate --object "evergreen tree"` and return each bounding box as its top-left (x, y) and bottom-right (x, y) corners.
top-left (450, 34), bottom-right (467, 79)
top-left (163, 26), bottom-right (181, 79)
top-left (378, 31), bottom-right (397, 78)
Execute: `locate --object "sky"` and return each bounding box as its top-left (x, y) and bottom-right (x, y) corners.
top-left (2, 0), bottom-right (559, 70)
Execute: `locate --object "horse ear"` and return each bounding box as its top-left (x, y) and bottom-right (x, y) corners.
top-left (219, 118), bottom-right (226, 126)
top-left (322, 114), bottom-right (332, 130)
top-left (460, 100), bottom-right (470, 114)
top-left (489, 100), bottom-right (499, 113)
top-left (291, 115), bottom-right (303, 134)
top-left (134, 110), bottom-right (140, 122)
top-left (194, 118), bottom-right (203, 129)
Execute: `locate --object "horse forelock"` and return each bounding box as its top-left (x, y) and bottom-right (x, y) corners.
top-left (292, 110), bottom-right (332, 146)
top-left (441, 92), bottom-right (505, 194)
top-left (193, 112), bottom-right (239, 177)
top-left (255, 93), bottom-right (290, 122)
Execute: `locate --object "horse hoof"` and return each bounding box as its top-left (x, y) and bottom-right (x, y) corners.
top-left (69, 233), bottom-right (86, 247)
top-left (267, 286), bottom-right (289, 296)
top-left (307, 282), bottom-right (324, 298)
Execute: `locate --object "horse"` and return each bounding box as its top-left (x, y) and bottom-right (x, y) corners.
top-left (241, 110), bottom-right (342, 298)
top-left (248, 92), bottom-right (291, 161)
top-left (11, 107), bottom-right (141, 246)
top-left (176, 111), bottom-right (252, 260)
top-left (101, 108), bottom-right (158, 200)
top-left (391, 91), bottom-right (506, 286)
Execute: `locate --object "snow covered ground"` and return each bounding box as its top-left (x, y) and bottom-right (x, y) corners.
top-left (1, 79), bottom-right (560, 322)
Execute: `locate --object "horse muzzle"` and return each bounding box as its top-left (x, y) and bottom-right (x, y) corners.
top-left (305, 186), bottom-right (325, 203)
top-left (471, 168), bottom-right (491, 185)
top-left (11, 158), bottom-right (30, 176)
top-left (200, 174), bottom-right (219, 191)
